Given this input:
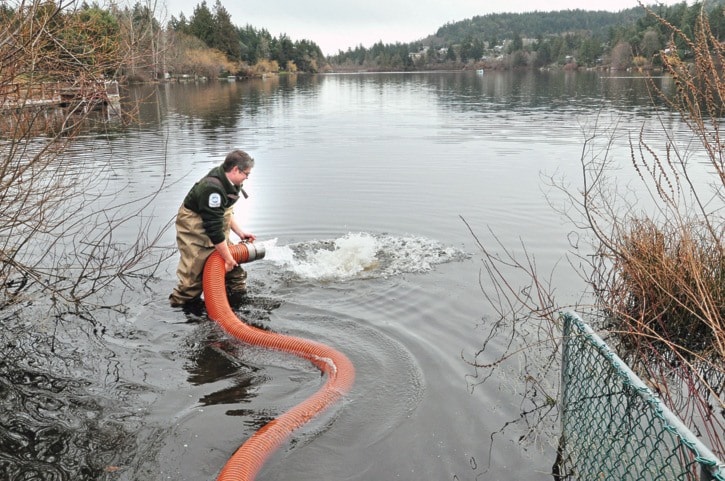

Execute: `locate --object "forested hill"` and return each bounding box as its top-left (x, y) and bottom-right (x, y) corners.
top-left (427, 1), bottom-right (725, 46)
top-left (329, 0), bottom-right (725, 71)
top-left (432, 9), bottom-right (643, 44)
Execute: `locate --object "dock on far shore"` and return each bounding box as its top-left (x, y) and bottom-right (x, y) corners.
top-left (0, 80), bottom-right (121, 111)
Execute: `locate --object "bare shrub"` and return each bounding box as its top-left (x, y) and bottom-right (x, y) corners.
top-left (610, 41), bottom-right (634, 70)
top-left (0, 0), bottom-right (172, 315)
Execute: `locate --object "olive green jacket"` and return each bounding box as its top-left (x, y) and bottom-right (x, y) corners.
top-left (182, 166), bottom-right (241, 245)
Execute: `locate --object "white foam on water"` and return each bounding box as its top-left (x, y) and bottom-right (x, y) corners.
top-left (258, 233), bottom-right (468, 282)
top-left (258, 237), bottom-right (295, 264)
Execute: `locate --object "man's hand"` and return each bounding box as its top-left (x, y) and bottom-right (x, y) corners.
top-left (215, 242), bottom-right (238, 272)
top-left (240, 231), bottom-right (256, 243)
top-left (224, 258), bottom-right (237, 272)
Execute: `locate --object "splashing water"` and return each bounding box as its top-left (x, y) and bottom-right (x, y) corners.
top-left (258, 233), bottom-right (468, 282)
top-left (259, 233), bottom-right (378, 281)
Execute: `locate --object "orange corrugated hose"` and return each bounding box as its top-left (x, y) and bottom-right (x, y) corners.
top-left (202, 243), bottom-right (355, 481)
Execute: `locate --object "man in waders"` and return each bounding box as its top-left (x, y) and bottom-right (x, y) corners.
top-left (169, 149), bottom-right (256, 308)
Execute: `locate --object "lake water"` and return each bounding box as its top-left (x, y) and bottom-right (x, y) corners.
top-left (2, 70), bottom-right (691, 480)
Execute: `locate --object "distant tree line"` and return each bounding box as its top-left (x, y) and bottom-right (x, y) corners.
top-left (0, 0), bottom-right (328, 83)
top-left (167, 0), bottom-right (327, 77)
top-left (7, 0), bottom-right (725, 79)
top-left (328, 1), bottom-right (725, 71)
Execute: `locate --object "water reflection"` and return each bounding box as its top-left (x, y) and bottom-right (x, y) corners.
top-left (0, 313), bottom-right (141, 481)
top-left (188, 341), bottom-right (259, 409)
top-left (424, 69), bottom-right (672, 113)
top-left (0, 102), bottom-right (124, 138)
top-left (124, 71), bottom-right (675, 130)
top-left (107, 71), bottom-right (681, 182)
top-left (186, 338), bottom-right (252, 380)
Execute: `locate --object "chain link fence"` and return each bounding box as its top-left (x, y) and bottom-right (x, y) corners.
top-left (559, 311), bottom-right (724, 481)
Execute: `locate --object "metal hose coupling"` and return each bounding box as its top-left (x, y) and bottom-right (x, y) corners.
top-left (241, 241), bottom-right (266, 264)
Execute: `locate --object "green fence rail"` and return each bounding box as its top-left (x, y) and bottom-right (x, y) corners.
top-left (560, 311), bottom-right (724, 481)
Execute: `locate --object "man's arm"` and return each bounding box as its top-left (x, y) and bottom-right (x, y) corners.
top-left (214, 241), bottom-right (237, 272)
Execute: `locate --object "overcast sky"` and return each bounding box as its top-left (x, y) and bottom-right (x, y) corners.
top-left (164, 0), bottom-right (687, 56)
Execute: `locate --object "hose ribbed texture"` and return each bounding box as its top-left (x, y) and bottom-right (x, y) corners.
top-left (202, 244), bottom-right (355, 481)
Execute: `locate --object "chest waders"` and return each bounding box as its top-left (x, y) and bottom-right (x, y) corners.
top-left (169, 176), bottom-right (244, 306)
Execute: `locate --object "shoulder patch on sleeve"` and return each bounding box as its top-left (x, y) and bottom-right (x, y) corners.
top-left (208, 192), bottom-right (222, 208)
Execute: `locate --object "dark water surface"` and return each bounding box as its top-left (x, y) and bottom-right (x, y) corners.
top-left (1, 71), bottom-right (693, 480)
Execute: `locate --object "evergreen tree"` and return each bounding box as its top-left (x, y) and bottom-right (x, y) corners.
top-left (168, 13), bottom-right (188, 33)
top-left (534, 39), bottom-right (552, 67)
top-left (237, 24), bottom-right (257, 64)
top-left (509, 32), bottom-right (523, 54)
top-left (446, 46), bottom-right (456, 61)
top-left (274, 34), bottom-right (295, 70)
top-left (188, 1), bottom-right (214, 47)
top-left (578, 36), bottom-right (602, 66)
top-left (459, 35), bottom-right (475, 62)
top-left (212, 0), bottom-right (240, 60)
top-left (709, 4), bottom-right (725, 40)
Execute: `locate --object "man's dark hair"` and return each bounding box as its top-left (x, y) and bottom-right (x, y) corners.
top-left (222, 149), bottom-right (255, 172)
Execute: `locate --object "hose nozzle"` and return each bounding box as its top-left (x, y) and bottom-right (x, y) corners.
top-left (238, 242), bottom-right (265, 264)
